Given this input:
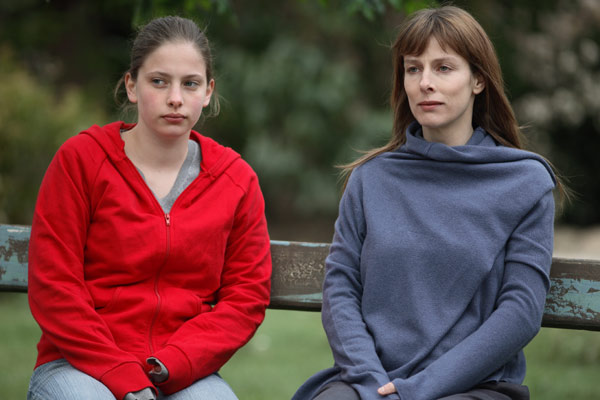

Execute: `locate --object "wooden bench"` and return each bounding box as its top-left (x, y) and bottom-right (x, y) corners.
top-left (1, 223), bottom-right (600, 331)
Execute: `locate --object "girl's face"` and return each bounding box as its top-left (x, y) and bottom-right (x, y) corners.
top-left (404, 37), bottom-right (484, 145)
top-left (125, 41), bottom-right (214, 140)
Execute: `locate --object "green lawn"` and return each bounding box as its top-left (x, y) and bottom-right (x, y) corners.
top-left (1, 293), bottom-right (599, 399)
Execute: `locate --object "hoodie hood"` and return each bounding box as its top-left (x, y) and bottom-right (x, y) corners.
top-left (81, 121), bottom-right (241, 180)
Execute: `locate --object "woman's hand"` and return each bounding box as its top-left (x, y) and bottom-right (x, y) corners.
top-left (378, 382), bottom-right (397, 396)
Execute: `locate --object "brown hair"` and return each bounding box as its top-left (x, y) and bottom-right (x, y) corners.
top-left (114, 16), bottom-right (219, 117)
top-left (341, 6), bottom-right (520, 182)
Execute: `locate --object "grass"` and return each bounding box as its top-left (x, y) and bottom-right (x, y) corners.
top-left (2, 292), bottom-right (599, 399)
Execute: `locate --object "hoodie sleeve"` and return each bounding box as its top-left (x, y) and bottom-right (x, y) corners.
top-left (321, 170), bottom-right (400, 400)
top-left (391, 189), bottom-right (555, 400)
top-left (28, 136), bottom-right (154, 400)
top-left (151, 165), bottom-right (272, 395)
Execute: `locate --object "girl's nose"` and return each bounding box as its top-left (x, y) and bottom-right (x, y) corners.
top-left (168, 86), bottom-right (183, 107)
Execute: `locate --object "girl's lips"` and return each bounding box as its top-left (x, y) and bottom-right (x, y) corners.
top-left (162, 114), bottom-right (186, 123)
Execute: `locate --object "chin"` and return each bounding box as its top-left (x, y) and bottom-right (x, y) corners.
top-left (417, 120), bottom-right (444, 130)
top-left (160, 126), bottom-right (191, 137)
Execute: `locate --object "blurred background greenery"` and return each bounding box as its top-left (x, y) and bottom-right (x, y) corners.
top-left (1, 0), bottom-right (599, 398)
top-left (2, 0), bottom-right (600, 227)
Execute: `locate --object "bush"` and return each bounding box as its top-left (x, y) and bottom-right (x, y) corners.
top-left (0, 46), bottom-right (106, 224)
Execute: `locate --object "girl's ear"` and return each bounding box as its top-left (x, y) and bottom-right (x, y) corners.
top-left (124, 73), bottom-right (138, 103)
top-left (203, 79), bottom-right (215, 108)
top-left (473, 72), bottom-right (485, 95)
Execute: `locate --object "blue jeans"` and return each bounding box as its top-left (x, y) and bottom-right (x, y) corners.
top-left (28, 359), bottom-right (239, 400)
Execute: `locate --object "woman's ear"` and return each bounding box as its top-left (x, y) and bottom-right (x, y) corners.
top-left (124, 73), bottom-right (138, 104)
top-left (473, 72), bottom-right (485, 95)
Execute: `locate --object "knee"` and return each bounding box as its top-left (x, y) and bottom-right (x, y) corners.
top-left (28, 359), bottom-right (116, 400)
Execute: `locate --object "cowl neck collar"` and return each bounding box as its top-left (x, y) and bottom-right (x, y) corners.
top-left (399, 122), bottom-right (556, 185)
top-left (402, 121), bottom-right (498, 162)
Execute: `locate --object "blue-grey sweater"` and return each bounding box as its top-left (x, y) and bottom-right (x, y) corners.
top-left (293, 123), bottom-right (556, 400)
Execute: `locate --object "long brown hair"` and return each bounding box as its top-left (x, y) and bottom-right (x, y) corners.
top-left (341, 6), bottom-right (521, 183)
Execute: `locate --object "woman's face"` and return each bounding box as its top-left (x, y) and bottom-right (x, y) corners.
top-left (125, 41), bottom-right (214, 140)
top-left (404, 37), bottom-right (484, 145)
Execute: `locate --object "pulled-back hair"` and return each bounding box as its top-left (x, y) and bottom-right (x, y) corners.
top-left (341, 6), bottom-right (522, 183)
top-left (115, 16), bottom-right (219, 116)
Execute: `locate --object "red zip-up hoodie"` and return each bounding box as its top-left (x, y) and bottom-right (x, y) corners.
top-left (28, 121), bottom-right (272, 399)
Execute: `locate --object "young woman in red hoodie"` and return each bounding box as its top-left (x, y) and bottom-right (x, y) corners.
top-left (27, 16), bottom-right (271, 400)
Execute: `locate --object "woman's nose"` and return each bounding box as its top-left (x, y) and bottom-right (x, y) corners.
top-left (419, 70), bottom-right (434, 92)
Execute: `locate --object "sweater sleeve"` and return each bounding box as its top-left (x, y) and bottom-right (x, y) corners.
top-left (321, 171), bottom-right (400, 400)
top-left (151, 170), bottom-right (272, 395)
top-left (28, 139), bottom-right (153, 400)
top-left (391, 190), bottom-right (555, 400)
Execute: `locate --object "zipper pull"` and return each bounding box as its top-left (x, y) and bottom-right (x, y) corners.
top-left (165, 213), bottom-right (171, 226)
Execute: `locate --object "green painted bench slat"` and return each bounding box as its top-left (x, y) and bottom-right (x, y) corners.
top-left (2, 224), bottom-right (600, 331)
top-left (0, 224), bottom-right (29, 292)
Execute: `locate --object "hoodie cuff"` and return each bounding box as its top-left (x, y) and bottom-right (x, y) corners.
top-left (152, 345), bottom-right (193, 395)
top-left (100, 361), bottom-right (154, 400)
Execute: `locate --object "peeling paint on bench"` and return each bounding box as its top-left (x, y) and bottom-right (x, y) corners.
top-left (0, 224), bottom-right (30, 292)
top-left (545, 278), bottom-right (600, 316)
top-left (542, 259), bottom-right (600, 330)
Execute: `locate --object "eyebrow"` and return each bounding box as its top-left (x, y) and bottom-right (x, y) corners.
top-left (403, 56), bottom-right (460, 64)
top-left (146, 71), bottom-right (205, 80)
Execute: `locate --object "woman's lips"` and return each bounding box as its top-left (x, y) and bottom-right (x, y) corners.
top-left (418, 101), bottom-right (443, 111)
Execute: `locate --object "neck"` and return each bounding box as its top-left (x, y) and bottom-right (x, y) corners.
top-left (122, 126), bottom-right (190, 171)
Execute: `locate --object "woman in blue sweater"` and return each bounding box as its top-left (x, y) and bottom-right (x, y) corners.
top-left (294, 5), bottom-right (562, 400)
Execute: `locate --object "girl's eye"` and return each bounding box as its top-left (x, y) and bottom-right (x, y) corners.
top-left (406, 66), bottom-right (419, 73)
top-left (183, 81), bottom-right (199, 88)
top-left (151, 78), bottom-right (166, 86)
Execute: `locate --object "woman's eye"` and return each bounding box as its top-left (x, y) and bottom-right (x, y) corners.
top-left (406, 66), bottom-right (419, 73)
top-left (183, 81), bottom-right (199, 88)
top-left (151, 78), bottom-right (166, 86)
top-left (439, 65), bottom-right (451, 72)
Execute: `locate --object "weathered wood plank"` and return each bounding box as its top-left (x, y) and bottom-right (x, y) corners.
top-left (542, 258), bottom-right (600, 330)
top-left (0, 224), bottom-right (29, 292)
top-left (2, 224), bottom-right (600, 331)
top-left (269, 240), bottom-right (328, 311)
top-left (268, 247), bottom-right (600, 332)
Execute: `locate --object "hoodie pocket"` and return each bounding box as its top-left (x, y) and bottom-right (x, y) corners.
top-left (94, 286), bottom-right (124, 315)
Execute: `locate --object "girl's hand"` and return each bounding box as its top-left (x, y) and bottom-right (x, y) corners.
top-left (378, 382), bottom-right (397, 396)
top-left (123, 387), bottom-right (156, 400)
top-left (147, 357), bottom-right (169, 384)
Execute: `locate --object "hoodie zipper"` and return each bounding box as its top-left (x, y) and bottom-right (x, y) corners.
top-left (148, 212), bottom-right (171, 353)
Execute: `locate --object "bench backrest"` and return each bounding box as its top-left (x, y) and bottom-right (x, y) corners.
top-left (2, 224), bottom-right (600, 331)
